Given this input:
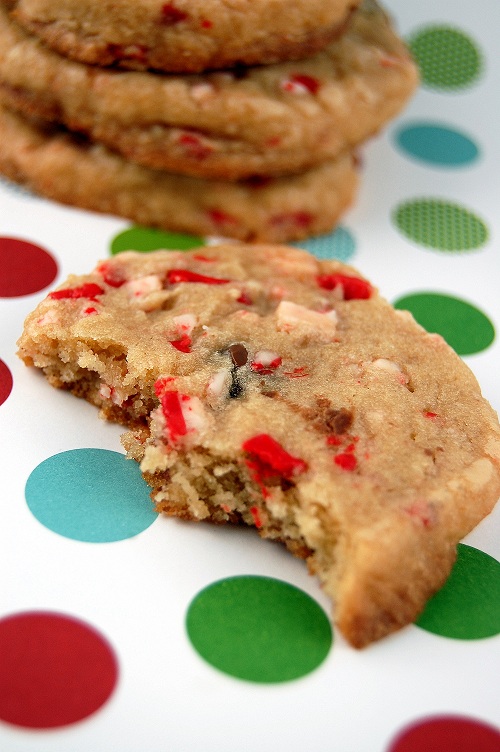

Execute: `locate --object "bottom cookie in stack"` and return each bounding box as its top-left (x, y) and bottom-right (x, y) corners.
top-left (0, 103), bottom-right (359, 243)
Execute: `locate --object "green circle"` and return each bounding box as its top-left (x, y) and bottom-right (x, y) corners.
top-left (416, 544), bottom-right (500, 640)
top-left (393, 199), bottom-right (488, 252)
top-left (408, 26), bottom-right (482, 90)
top-left (394, 292), bottom-right (495, 355)
top-left (186, 576), bottom-right (332, 683)
top-left (110, 226), bottom-right (204, 255)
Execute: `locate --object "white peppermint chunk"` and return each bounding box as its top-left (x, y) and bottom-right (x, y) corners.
top-left (276, 300), bottom-right (338, 341)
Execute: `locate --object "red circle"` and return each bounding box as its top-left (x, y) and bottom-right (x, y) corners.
top-left (0, 359), bottom-right (13, 406)
top-left (0, 611), bottom-right (119, 728)
top-left (388, 715), bottom-right (500, 752)
top-left (0, 237), bottom-right (58, 297)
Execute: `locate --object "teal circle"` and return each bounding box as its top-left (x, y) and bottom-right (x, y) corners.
top-left (395, 123), bottom-right (479, 167)
top-left (416, 544), bottom-right (500, 640)
top-left (293, 226), bottom-right (356, 262)
top-left (394, 292), bottom-right (495, 355)
top-left (186, 576), bottom-right (332, 683)
top-left (111, 226), bottom-right (204, 255)
top-left (25, 449), bottom-right (156, 542)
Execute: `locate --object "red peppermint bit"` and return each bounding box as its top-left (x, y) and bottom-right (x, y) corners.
top-left (207, 208), bottom-right (239, 227)
top-left (326, 435), bottom-right (343, 447)
top-left (154, 376), bottom-right (175, 396)
top-left (250, 356), bottom-right (282, 374)
top-left (166, 269), bottom-right (230, 285)
top-left (242, 434), bottom-right (308, 480)
top-left (83, 306), bottom-right (98, 316)
top-left (405, 501), bottom-right (435, 528)
top-left (192, 254), bottom-right (216, 262)
top-left (49, 283), bottom-right (105, 301)
top-left (283, 366), bottom-right (309, 378)
top-left (265, 136), bottom-right (282, 148)
top-left (317, 273), bottom-right (373, 300)
top-left (169, 335), bottom-right (192, 353)
top-left (424, 410), bottom-right (438, 419)
top-left (160, 3), bottom-right (188, 24)
top-left (334, 452), bottom-right (357, 471)
top-left (156, 388), bottom-right (188, 442)
top-left (271, 211), bottom-right (314, 228)
top-left (200, 18), bottom-right (213, 29)
top-left (107, 43), bottom-right (149, 63)
top-left (95, 261), bottom-right (127, 288)
top-left (249, 506), bottom-right (264, 529)
top-left (283, 74), bottom-right (320, 94)
top-left (178, 132), bottom-right (214, 160)
top-left (236, 291), bottom-right (253, 306)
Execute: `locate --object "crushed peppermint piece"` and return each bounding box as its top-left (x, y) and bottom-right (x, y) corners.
top-left (207, 209), bottom-right (239, 227)
top-left (177, 132), bottom-right (214, 159)
top-left (280, 74), bottom-right (320, 95)
top-left (249, 506), bottom-right (264, 529)
top-left (207, 369), bottom-right (228, 399)
top-left (95, 261), bottom-right (127, 288)
top-left (334, 452), bottom-right (357, 471)
top-left (172, 313), bottom-right (197, 334)
top-left (124, 274), bottom-right (162, 298)
top-left (49, 283), bottom-right (104, 301)
top-left (242, 434), bottom-right (308, 481)
top-left (161, 3), bottom-right (188, 24)
top-left (236, 291), bottom-right (253, 306)
top-left (251, 350), bottom-right (282, 374)
top-left (169, 335), bottom-right (192, 352)
top-left (154, 386), bottom-right (188, 442)
top-left (317, 273), bottom-right (372, 300)
top-left (167, 269), bottom-right (230, 285)
top-left (276, 300), bottom-right (337, 339)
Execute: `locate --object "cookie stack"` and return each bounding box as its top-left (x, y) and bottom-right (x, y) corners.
top-left (0, 0), bottom-right (418, 242)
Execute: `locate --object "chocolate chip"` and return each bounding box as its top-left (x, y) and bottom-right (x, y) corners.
top-left (227, 343), bottom-right (248, 367)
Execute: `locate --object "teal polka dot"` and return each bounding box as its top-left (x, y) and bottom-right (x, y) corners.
top-left (416, 544), bottom-right (500, 640)
top-left (293, 226), bottom-right (356, 262)
top-left (408, 26), bottom-right (483, 90)
top-left (395, 123), bottom-right (479, 167)
top-left (25, 449), bottom-right (156, 542)
top-left (186, 576), bottom-right (332, 683)
top-left (394, 292), bottom-right (495, 355)
top-left (393, 199), bottom-right (488, 252)
top-left (111, 226), bottom-right (204, 255)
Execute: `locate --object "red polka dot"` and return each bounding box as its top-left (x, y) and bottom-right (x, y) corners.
top-left (0, 611), bottom-right (118, 728)
top-left (0, 359), bottom-right (13, 406)
top-left (0, 237), bottom-right (58, 297)
top-left (388, 715), bottom-right (500, 752)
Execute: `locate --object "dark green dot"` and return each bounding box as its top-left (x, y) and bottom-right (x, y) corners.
top-left (393, 199), bottom-right (488, 252)
top-left (394, 292), bottom-right (495, 355)
top-left (186, 576), bottom-right (332, 683)
top-left (110, 226), bottom-right (204, 255)
top-left (416, 544), bottom-right (500, 640)
top-left (408, 26), bottom-right (482, 90)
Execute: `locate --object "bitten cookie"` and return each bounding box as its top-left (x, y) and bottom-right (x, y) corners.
top-left (17, 244), bottom-right (500, 648)
top-left (2, 0), bottom-right (358, 73)
top-left (0, 103), bottom-right (358, 243)
top-left (0, 1), bottom-right (418, 180)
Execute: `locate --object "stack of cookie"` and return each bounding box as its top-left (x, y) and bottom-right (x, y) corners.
top-left (0, 0), bottom-right (418, 242)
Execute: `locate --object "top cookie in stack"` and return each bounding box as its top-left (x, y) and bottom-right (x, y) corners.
top-left (0, 0), bottom-right (419, 242)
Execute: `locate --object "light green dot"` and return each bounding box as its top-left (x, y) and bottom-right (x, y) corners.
top-left (110, 226), bottom-right (204, 255)
top-left (394, 292), bottom-right (495, 355)
top-left (186, 576), bottom-right (332, 683)
top-left (408, 26), bottom-right (482, 90)
top-left (393, 199), bottom-right (488, 252)
top-left (416, 544), bottom-right (500, 640)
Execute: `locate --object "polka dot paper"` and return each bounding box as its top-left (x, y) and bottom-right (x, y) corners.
top-left (0, 0), bottom-right (499, 749)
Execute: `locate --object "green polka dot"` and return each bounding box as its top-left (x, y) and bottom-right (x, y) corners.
top-left (186, 576), bottom-right (332, 683)
top-left (394, 292), bottom-right (495, 355)
top-left (110, 226), bottom-right (204, 255)
top-left (393, 199), bottom-right (488, 251)
top-left (416, 544), bottom-right (500, 640)
top-left (408, 26), bottom-right (482, 90)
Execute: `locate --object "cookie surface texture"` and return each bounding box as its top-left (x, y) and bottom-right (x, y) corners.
top-left (0, 104), bottom-right (358, 242)
top-left (3, 0), bottom-right (358, 72)
top-left (0, 1), bottom-right (418, 180)
top-left (17, 244), bottom-right (500, 648)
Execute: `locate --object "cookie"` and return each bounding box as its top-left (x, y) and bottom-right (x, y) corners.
top-left (2, 0), bottom-right (358, 73)
top-left (0, 103), bottom-right (358, 242)
top-left (0, 1), bottom-right (418, 180)
top-left (17, 243), bottom-right (500, 648)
